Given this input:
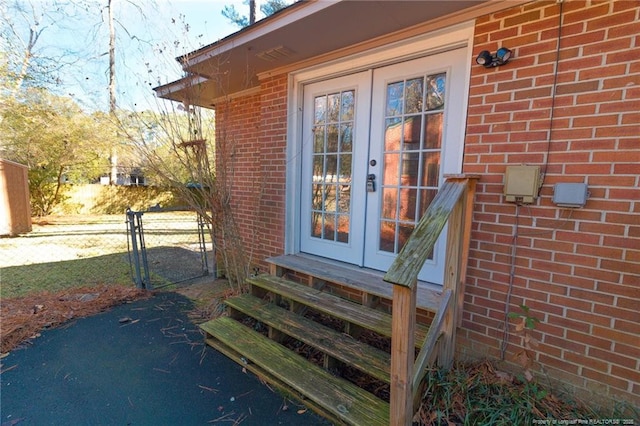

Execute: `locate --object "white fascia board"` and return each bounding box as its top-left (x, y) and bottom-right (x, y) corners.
top-left (153, 74), bottom-right (209, 99)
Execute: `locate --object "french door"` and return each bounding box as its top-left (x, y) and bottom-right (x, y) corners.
top-left (299, 48), bottom-right (467, 284)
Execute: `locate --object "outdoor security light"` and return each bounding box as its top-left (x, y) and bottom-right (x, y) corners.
top-left (476, 47), bottom-right (513, 68)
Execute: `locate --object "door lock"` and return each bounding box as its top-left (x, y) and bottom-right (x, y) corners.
top-left (367, 174), bottom-right (376, 192)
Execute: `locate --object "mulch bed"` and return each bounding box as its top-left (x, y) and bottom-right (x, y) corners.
top-left (0, 285), bottom-right (150, 354)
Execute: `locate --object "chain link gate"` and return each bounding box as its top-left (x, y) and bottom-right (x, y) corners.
top-left (126, 209), bottom-right (151, 289)
top-left (126, 209), bottom-right (212, 289)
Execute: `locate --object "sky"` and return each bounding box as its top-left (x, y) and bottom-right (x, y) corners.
top-left (5, 0), bottom-right (258, 111)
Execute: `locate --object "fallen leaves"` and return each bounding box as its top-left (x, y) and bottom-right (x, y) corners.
top-left (0, 285), bottom-right (150, 353)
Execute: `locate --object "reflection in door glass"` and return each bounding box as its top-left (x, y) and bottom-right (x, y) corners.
top-left (311, 90), bottom-right (356, 244)
top-left (379, 73), bottom-right (445, 256)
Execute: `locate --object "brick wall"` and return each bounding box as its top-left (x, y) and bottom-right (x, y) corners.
top-left (214, 0), bottom-right (638, 409)
top-left (460, 0), bottom-right (639, 408)
top-left (215, 75), bottom-right (289, 273)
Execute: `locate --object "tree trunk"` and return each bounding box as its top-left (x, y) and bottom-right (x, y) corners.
top-left (249, 0), bottom-right (256, 25)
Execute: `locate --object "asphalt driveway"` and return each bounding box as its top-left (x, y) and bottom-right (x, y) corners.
top-left (0, 291), bottom-right (330, 425)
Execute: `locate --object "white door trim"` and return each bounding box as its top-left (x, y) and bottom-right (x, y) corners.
top-left (285, 21), bottom-right (473, 259)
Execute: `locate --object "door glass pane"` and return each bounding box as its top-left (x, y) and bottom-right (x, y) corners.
top-left (337, 214), bottom-right (350, 243)
top-left (340, 124), bottom-right (353, 152)
top-left (328, 93), bottom-right (340, 122)
top-left (323, 214), bottom-right (336, 241)
top-left (338, 183), bottom-right (351, 213)
top-left (379, 73), bottom-right (446, 256)
top-left (314, 97), bottom-right (326, 124)
top-left (379, 220), bottom-right (396, 253)
top-left (311, 183), bottom-right (323, 210)
top-left (327, 124), bottom-right (339, 153)
top-left (381, 187), bottom-right (397, 220)
top-left (386, 82), bottom-right (404, 116)
top-left (404, 116), bottom-right (422, 146)
top-left (326, 154), bottom-right (337, 180)
top-left (397, 223), bottom-right (415, 252)
top-left (310, 90), bottom-right (356, 243)
top-left (426, 73), bottom-right (446, 110)
top-left (405, 78), bottom-right (424, 114)
top-left (339, 154), bottom-right (352, 183)
top-left (382, 153), bottom-right (400, 185)
top-left (421, 152), bottom-right (440, 187)
top-left (398, 188), bottom-right (417, 221)
top-left (311, 212), bottom-right (322, 238)
top-left (424, 113), bottom-right (443, 149)
top-left (384, 118), bottom-right (402, 151)
top-left (313, 127), bottom-right (325, 152)
top-left (341, 91), bottom-right (355, 121)
top-left (312, 156), bottom-right (323, 180)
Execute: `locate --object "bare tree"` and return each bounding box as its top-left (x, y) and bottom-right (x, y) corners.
top-left (6, 2), bottom-right (45, 94)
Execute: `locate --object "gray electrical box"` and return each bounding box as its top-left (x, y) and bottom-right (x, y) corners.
top-left (504, 165), bottom-right (541, 204)
top-left (553, 183), bottom-right (588, 208)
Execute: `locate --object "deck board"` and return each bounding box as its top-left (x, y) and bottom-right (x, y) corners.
top-left (201, 317), bottom-right (390, 426)
top-left (226, 293), bottom-right (392, 383)
top-left (247, 274), bottom-right (431, 348)
top-left (267, 253), bottom-right (441, 312)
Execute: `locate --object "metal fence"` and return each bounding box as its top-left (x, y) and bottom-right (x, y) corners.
top-left (126, 209), bottom-right (213, 289)
top-left (0, 210), bottom-right (214, 298)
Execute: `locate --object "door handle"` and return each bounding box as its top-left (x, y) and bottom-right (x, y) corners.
top-left (367, 174), bottom-right (376, 192)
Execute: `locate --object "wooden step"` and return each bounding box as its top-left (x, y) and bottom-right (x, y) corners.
top-left (247, 274), bottom-right (431, 347)
top-left (267, 254), bottom-right (442, 312)
top-left (226, 293), bottom-right (392, 383)
top-left (201, 317), bottom-right (390, 426)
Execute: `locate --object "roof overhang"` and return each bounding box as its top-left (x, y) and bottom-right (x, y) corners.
top-left (155, 0), bottom-right (529, 108)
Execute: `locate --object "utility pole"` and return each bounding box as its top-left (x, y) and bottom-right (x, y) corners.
top-left (108, 0), bottom-right (118, 185)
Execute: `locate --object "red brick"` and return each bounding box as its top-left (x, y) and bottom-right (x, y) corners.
top-left (564, 163), bottom-right (613, 174)
top-left (566, 352), bottom-right (609, 374)
top-left (538, 354), bottom-right (581, 376)
top-left (566, 330), bottom-right (612, 351)
top-left (593, 325), bottom-right (640, 347)
top-left (548, 297), bottom-right (592, 317)
top-left (613, 342), bottom-right (640, 361)
top-left (583, 37), bottom-right (633, 56)
top-left (588, 347), bottom-right (638, 370)
top-left (594, 303), bottom-right (638, 323)
top-left (574, 266), bottom-right (621, 284)
top-left (556, 80), bottom-right (600, 95)
top-left (563, 3), bottom-right (611, 25)
top-left (599, 99), bottom-right (640, 113)
top-left (607, 48), bottom-right (640, 64)
top-left (504, 10), bottom-right (541, 27)
top-left (582, 368), bottom-right (629, 392)
top-left (609, 19), bottom-right (640, 38)
top-left (596, 125), bottom-right (640, 138)
top-left (614, 319), bottom-right (640, 336)
top-left (611, 365), bottom-right (640, 390)
top-left (587, 9), bottom-right (637, 32)
top-left (596, 282), bottom-right (640, 299)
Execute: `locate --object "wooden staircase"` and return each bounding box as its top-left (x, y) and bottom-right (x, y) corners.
top-left (200, 175), bottom-right (478, 425)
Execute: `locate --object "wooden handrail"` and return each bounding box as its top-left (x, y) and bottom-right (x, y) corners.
top-left (383, 175), bottom-right (479, 426)
top-left (383, 180), bottom-right (467, 288)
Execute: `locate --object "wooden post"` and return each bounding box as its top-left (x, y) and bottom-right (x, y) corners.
top-left (457, 178), bottom-right (478, 327)
top-left (389, 283), bottom-right (416, 426)
top-left (438, 190), bottom-right (464, 368)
